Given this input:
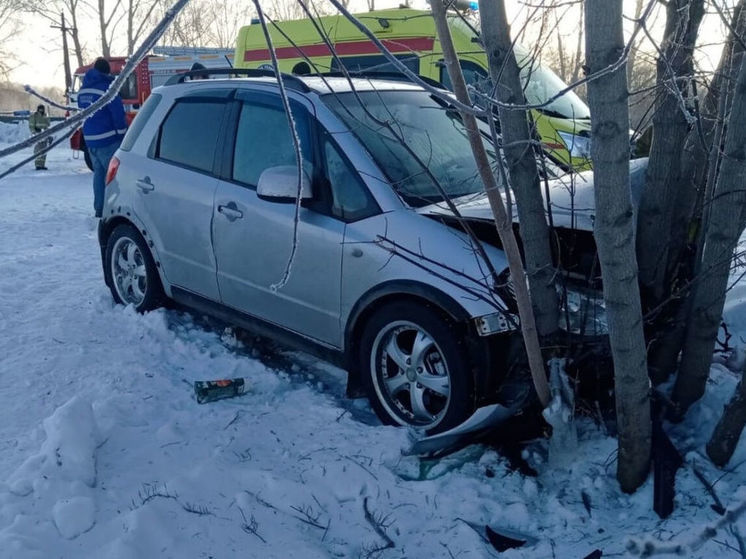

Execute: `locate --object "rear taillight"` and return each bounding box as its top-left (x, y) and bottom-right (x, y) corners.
top-left (105, 156), bottom-right (120, 185)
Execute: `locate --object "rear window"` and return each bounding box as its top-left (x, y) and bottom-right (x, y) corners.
top-left (156, 100), bottom-right (226, 173)
top-left (120, 93), bottom-right (161, 152)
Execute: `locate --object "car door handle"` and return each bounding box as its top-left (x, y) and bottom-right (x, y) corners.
top-left (218, 202), bottom-right (243, 221)
top-left (136, 177), bottom-right (154, 192)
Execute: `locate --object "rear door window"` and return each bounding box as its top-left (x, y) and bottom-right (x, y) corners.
top-left (156, 100), bottom-right (227, 174)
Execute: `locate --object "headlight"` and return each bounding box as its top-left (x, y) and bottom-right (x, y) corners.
top-left (558, 131), bottom-right (592, 160)
top-left (559, 285), bottom-right (608, 336)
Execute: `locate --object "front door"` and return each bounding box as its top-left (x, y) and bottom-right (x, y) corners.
top-left (211, 92), bottom-right (345, 347)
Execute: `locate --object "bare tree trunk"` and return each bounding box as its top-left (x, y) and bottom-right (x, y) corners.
top-left (648, 0), bottom-right (746, 384)
top-left (636, 0), bottom-right (705, 304)
top-left (554, 11), bottom-right (566, 81)
top-left (479, 0), bottom-right (559, 339)
top-left (585, 0), bottom-right (651, 493)
top-left (69, 3), bottom-right (84, 68)
top-left (672, 55), bottom-right (746, 415)
top-left (570, 2), bottom-right (584, 84)
top-left (99, 0), bottom-right (111, 58)
top-left (708, 371), bottom-right (746, 467)
top-left (430, 0), bottom-right (551, 407)
top-left (626, 0), bottom-right (644, 87)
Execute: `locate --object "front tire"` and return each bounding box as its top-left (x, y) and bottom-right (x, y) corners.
top-left (105, 224), bottom-right (164, 312)
top-left (359, 301), bottom-right (475, 434)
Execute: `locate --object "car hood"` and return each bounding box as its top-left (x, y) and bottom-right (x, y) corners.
top-left (417, 158), bottom-right (649, 231)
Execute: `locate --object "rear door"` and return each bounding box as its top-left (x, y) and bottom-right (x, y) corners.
top-left (131, 89), bottom-right (232, 300)
top-left (212, 90), bottom-right (356, 347)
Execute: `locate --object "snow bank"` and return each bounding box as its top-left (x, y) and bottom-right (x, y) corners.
top-left (3, 149), bottom-right (746, 557)
top-left (0, 120), bottom-right (29, 145)
top-left (8, 396), bottom-right (99, 495)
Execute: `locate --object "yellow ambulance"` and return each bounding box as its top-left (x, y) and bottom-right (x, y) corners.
top-left (234, 8), bottom-right (592, 170)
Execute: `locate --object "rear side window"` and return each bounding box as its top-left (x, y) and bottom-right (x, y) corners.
top-left (157, 100), bottom-right (226, 173)
top-left (120, 93), bottom-right (161, 152)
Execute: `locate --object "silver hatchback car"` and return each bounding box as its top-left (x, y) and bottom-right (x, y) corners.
top-left (99, 73), bottom-right (641, 433)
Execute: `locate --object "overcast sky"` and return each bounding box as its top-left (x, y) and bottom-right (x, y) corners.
top-left (6, 0), bottom-right (727, 92)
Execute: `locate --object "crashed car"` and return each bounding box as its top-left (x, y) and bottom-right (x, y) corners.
top-left (98, 72), bottom-right (647, 433)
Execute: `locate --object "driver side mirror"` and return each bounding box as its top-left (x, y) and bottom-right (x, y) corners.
top-left (257, 165), bottom-right (313, 203)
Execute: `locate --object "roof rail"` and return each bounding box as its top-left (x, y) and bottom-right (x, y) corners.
top-left (164, 68), bottom-right (311, 92)
top-left (317, 71), bottom-right (446, 90)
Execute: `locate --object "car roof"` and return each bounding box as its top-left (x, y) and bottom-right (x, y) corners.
top-left (166, 75), bottom-right (427, 95)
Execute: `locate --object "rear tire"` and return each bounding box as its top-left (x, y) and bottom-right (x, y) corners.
top-left (358, 301), bottom-right (475, 434)
top-left (104, 224), bottom-right (164, 312)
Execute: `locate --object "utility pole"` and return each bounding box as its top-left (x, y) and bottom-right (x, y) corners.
top-left (51, 12), bottom-right (74, 96)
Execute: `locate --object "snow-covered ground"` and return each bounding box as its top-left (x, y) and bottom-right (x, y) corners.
top-left (2, 136), bottom-right (746, 559)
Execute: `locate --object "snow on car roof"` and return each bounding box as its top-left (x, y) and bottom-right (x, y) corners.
top-left (177, 75), bottom-right (427, 94)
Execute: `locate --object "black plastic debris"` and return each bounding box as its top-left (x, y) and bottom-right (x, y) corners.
top-left (485, 525), bottom-right (527, 552)
top-left (459, 519), bottom-right (537, 553)
top-left (652, 395), bottom-right (683, 519)
top-left (194, 378), bottom-right (248, 404)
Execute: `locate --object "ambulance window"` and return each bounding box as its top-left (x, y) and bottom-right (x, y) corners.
top-left (439, 60), bottom-right (487, 91)
top-left (157, 100), bottom-right (226, 173)
top-left (232, 101), bottom-right (313, 188)
top-left (331, 54), bottom-right (420, 75)
top-left (323, 135), bottom-right (378, 222)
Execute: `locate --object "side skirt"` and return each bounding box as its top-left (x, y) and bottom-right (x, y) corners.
top-left (170, 286), bottom-right (348, 369)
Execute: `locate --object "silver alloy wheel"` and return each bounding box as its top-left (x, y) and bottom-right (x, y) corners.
top-left (370, 320), bottom-right (451, 428)
top-left (111, 236), bottom-right (148, 307)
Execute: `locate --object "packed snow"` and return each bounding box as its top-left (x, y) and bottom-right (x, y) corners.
top-left (2, 133), bottom-right (746, 558)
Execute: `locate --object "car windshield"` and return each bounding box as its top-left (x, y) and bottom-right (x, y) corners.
top-left (322, 90), bottom-right (499, 207)
top-left (514, 46), bottom-right (591, 120)
top-left (449, 15), bottom-right (590, 120)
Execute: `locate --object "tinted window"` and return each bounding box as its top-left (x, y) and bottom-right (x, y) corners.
top-left (331, 54), bottom-right (420, 74)
top-left (158, 100), bottom-right (225, 173)
top-left (324, 137), bottom-right (377, 221)
top-left (233, 101), bottom-right (313, 187)
top-left (120, 93), bottom-right (161, 152)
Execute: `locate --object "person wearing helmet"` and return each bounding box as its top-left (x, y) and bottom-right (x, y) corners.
top-left (29, 104), bottom-right (50, 170)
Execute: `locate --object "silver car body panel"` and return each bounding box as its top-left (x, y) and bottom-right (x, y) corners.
top-left (416, 157), bottom-right (649, 231)
top-left (213, 180), bottom-right (346, 347)
top-left (104, 78), bottom-right (521, 353)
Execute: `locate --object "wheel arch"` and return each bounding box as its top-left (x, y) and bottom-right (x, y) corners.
top-left (98, 216), bottom-right (169, 296)
top-left (343, 281), bottom-right (473, 395)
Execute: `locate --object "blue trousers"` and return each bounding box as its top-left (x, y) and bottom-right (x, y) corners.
top-left (89, 141), bottom-right (121, 217)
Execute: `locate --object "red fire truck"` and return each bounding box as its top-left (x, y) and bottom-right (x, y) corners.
top-left (68, 49), bottom-right (233, 168)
